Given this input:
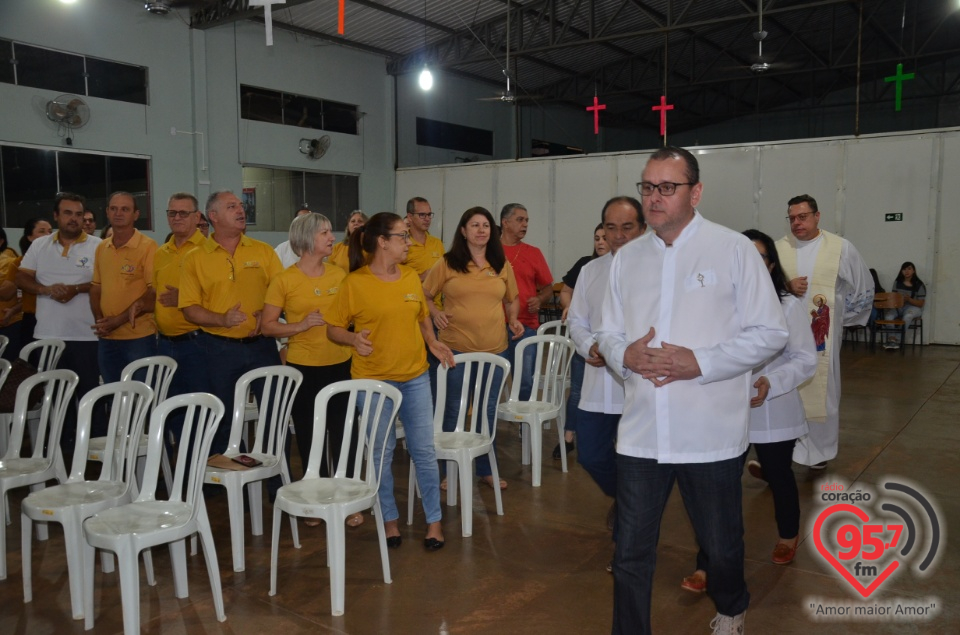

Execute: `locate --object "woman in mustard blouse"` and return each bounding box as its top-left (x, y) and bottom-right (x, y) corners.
top-left (261, 213), bottom-right (363, 526)
top-left (327, 210), bottom-right (366, 271)
top-left (327, 212), bottom-right (454, 551)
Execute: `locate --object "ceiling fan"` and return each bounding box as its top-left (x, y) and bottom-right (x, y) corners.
top-left (476, 6), bottom-right (542, 104)
top-left (725, 1), bottom-right (804, 75)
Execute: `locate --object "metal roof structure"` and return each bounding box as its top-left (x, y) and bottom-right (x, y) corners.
top-left (189, 1), bottom-right (960, 134)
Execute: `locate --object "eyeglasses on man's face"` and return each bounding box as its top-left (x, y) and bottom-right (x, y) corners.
top-left (636, 181), bottom-right (695, 197)
top-left (166, 209), bottom-right (198, 219)
top-left (786, 212), bottom-right (815, 223)
top-left (411, 212), bottom-right (434, 219)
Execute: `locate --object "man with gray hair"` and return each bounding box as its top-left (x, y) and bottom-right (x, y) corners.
top-left (500, 203), bottom-right (553, 401)
top-left (179, 190), bottom-right (283, 456)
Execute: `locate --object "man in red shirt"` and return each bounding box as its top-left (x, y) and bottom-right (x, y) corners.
top-left (500, 203), bottom-right (553, 400)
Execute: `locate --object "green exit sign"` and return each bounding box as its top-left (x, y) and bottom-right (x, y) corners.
top-left (885, 213), bottom-right (903, 222)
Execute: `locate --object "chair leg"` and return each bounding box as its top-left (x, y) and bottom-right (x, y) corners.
top-left (248, 481), bottom-right (263, 536)
top-left (28, 483), bottom-right (49, 542)
top-left (269, 505), bottom-right (283, 596)
top-left (20, 513), bottom-right (32, 602)
top-left (281, 463), bottom-right (299, 548)
top-left (169, 539), bottom-right (189, 598)
top-left (557, 417), bottom-right (568, 474)
top-left (83, 543), bottom-right (96, 630)
top-left (116, 546), bottom-right (142, 635)
top-left (0, 491), bottom-right (7, 580)
top-left (326, 511), bottom-right (347, 616)
top-left (531, 420), bottom-right (543, 487)
top-left (197, 513), bottom-right (226, 622)
top-left (100, 551), bottom-right (115, 574)
top-left (63, 517), bottom-right (87, 619)
top-left (225, 481), bottom-right (246, 572)
top-left (143, 547), bottom-right (156, 586)
top-left (489, 452), bottom-right (504, 517)
top-left (373, 500), bottom-right (391, 586)
top-left (458, 456), bottom-right (472, 538)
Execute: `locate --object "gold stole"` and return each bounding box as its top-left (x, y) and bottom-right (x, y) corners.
top-left (776, 231), bottom-right (842, 422)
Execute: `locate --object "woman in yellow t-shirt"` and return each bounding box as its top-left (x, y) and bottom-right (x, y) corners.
top-left (261, 214), bottom-right (365, 526)
top-left (328, 210), bottom-right (366, 271)
top-left (17, 218), bottom-right (53, 345)
top-left (0, 230), bottom-right (23, 361)
top-left (327, 212), bottom-right (454, 551)
top-left (423, 207), bottom-right (523, 490)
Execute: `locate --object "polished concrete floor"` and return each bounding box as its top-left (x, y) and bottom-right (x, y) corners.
top-left (2, 343), bottom-right (958, 634)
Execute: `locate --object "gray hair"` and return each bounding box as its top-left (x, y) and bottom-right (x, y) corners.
top-left (500, 203), bottom-right (526, 223)
top-left (168, 192), bottom-right (199, 210)
top-left (205, 190), bottom-right (234, 215)
top-left (289, 212), bottom-right (333, 257)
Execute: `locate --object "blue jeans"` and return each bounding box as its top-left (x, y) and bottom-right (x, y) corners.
top-left (441, 348), bottom-right (510, 477)
top-left (98, 335), bottom-right (158, 384)
top-left (362, 372), bottom-right (441, 525)
top-left (576, 409), bottom-right (619, 499)
top-left (564, 353), bottom-right (585, 434)
top-left (158, 333), bottom-right (210, 456)
top-left (505, 325), bottom-right (538, 401)
top-left (613, 454), bottom-right (749, 633)
top-left (196, 333), bottom-right (281, 457)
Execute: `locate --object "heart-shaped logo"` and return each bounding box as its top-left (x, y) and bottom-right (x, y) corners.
top-left (813, 503), bottom-right (900, 598)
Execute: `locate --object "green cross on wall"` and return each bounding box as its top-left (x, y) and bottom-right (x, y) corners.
top-left (884, 63), bottom-right (915, 112)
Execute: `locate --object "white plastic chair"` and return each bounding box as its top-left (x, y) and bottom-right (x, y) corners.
top-left (410, 353), bottom-right (510, 537)
top-left (497, 334), bottom-right (575, 487)
top-left (10, 339), bottom-right (65, 452)
top-left (269, 379), bottom-right (400, 616)
top-left (204, 365), bottom-right (302, 572)
top-left (0, 369), bottom-right (79, 580)
top-left (21, 380), bottom-right (153, 620)
top-left (0, 359), bottom-right (13, 460)
top-left (0, 334), bottom-right (8, 358)
top-left (82, 392), bottom-right (227, 634)
top-left (535, 320), bottom-right (572, 429)
top-left (87, 356), bottom-right (177, 491)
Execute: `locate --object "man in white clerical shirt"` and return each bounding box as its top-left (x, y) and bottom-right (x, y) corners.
top-left (597, 146), bottom-right (789, 635)
top-left (775, 194), bottom-right (873, 469)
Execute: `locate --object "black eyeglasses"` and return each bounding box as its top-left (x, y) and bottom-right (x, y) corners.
top-left (411, 212), bottom-right (434, 219)
top-left (166, 209), bottom-right (198, 218)
top-left (387, 232), bottom-right (411, 240)
top-left (786, 212), bottom-right (815, 223)
top-left (637, 181), bottom-right (696, 197)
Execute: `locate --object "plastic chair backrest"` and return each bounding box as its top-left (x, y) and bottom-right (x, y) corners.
top-left (69, 381), bottom-right (153, 484)
top-left (0, 335), bottom-right (8, 359)
top-left (306, 380), bottom-right (402, 484)
top-left (510, 334), bottom-right (574, 406)
top-left (19, 338), bottom-right (65, 372)
top-left (0, 358), bottom-right (11, 394)
top-left (120, 356), bottom-right (178, 410)
top-left (140, 393), bottom-right (224, 507)
top-left (537, 320), bottom-right (569, 338)
top-left (226, 365), bottom-right (302, 456)
top-left (435, 353), bottom-right (510, 438)
top-left (2, 369), bottom-right (78, 461)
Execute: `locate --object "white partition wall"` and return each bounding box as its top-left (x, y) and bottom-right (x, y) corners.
top-left (397, 128), bottom-right (960, 344)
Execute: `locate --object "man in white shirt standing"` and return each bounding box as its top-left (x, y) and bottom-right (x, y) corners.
top-left (597, 147), bottom-right (789, 635)
top-left (16, 192), bottom-right (102, 471)
top-left (775, 194), bottom-right (873, 470)
top-left (567, 196), bottom-right (645, 535)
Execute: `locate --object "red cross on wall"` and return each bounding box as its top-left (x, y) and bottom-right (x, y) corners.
top-left (586, 95), bottom-right (607, 135)
top-left (338, 0), bottom-right (345, 34)
top-left (652, 95), bottom-right (674, 137)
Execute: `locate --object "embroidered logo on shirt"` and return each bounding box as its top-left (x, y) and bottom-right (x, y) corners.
top-left (242, 261), bottom-right (261, 268)
top-left (75, 256), bottom-right (90, 268)
top-left (120, 264), bottom-right (136, 274)
top-left (403, 293), bottom-right (419, 302)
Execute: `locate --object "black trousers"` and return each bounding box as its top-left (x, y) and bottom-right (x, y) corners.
top-left (287, 359), bottom-right (355, 478)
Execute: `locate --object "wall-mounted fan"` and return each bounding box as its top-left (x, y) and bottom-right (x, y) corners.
top-left (45, 94), bottom-right (90, 145)
top-left (299, 135), bottom-right (331, 160)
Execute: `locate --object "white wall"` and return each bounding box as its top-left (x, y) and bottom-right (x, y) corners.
top-left (0, 0), bottom-right (395, 244)
top-left (396, 128), bottom-right (960, 344)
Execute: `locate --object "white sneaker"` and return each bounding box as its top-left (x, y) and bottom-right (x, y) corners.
top-left (710, 612), bottom-right (745, 635)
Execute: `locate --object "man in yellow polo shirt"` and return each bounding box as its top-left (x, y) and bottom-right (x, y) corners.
top-left (404, 197), bottom-right (445, 280)
top-left (90, 191), bottom-right (158, 383)
top-left (154, 192), bottom-right (207, 452)
top-left (179, 190), bottom-right (283, 456)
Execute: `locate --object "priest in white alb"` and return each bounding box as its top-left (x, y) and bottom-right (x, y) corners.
top-left (776, 194), bottom-right (873, 468)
